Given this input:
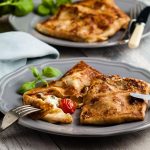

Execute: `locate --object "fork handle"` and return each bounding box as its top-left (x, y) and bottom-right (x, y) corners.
top-left (128, 23), bottom-right (145, 49)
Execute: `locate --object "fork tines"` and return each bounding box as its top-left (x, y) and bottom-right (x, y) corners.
top-left (12, 105), bottom-right (41, 117)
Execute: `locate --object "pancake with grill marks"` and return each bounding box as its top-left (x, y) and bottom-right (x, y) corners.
top-left (23, 61), bottom-right (102, 123)
top-left (36, 0), bottom-right (130, 42)
top-left (80, 75), bottom-right (150, 125)
top-left (23, 92), bottom-right (73, 124)
top-left (46, 61), bottom-right (102, 107)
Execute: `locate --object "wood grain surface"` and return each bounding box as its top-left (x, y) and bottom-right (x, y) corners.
top-left (0, 0), bottom-right (150, 149)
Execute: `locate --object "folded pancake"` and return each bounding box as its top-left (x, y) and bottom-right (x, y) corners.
top-left (46, 61), bottom-right (102, 107)
top-left (23, 93), bottom-right (73, 124)
top-left (36, 0), bottom-right (130, 42)
top-left (80, 75), bottom-right (150, 125)
top-left (23, 61), bottom-right (102, 123)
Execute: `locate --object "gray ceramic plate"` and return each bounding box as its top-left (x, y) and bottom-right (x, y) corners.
top-left (0, 58), bottom-right (150, 137)
top-left (8, 0), bottom-right (150, 48)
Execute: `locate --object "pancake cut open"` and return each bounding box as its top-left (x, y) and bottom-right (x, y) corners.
top-left (23, 61), bottom-right (150, 125)
top-left (23, 61), bottom-right (102, 124)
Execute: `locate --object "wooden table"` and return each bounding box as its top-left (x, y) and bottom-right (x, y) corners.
top-left (0, 1), bottom-right (150, 149)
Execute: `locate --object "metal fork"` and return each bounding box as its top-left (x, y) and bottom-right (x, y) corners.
top-left (119, 2), bottom-right (146, 42)
top-left (0, 105), bottom-right (40, 132)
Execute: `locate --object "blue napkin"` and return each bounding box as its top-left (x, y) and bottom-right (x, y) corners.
top-left (0, 31), bottom-right (59, 78)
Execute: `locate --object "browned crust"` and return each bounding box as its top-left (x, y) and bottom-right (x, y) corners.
top-left (22, 61), bottom-right (102, 123)
top-left (23, 61), bottom-right (150, 125)
top-left (23, 94), bottom-right (53, 119)
top-left (23, 94), bottom-right (73, 123)
top-left (24, 61), bottom-right (102, 101)
top-left (80, 74), bottom-right (150, 125)
top-left (80, 92), bottom-right (147, 125)
top-left (48, 61), bottom-right (102, 106)
top-left (35, 0), bottom-right (130, 43)
top-left (62, 61), bottom-right (102, 77)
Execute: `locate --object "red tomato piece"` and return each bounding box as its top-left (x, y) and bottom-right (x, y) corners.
top-left (59, 98), bottom-right (76, 114)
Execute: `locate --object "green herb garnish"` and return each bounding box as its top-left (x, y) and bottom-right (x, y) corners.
top-left (42, 66), bottom-right (62, 78)
top-left (37, 4), bottom-right (50, 16)
top-left (0, 0), bottom-right (34, 16)
top-left (18, 81), bottom-right (36, 94)
top-left (18, 66), bottom-right (62, 94)
top-left (36, 0), bottom-right (72, 16)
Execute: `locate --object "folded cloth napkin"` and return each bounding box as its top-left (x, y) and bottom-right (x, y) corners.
top-left (0, 31), bottom-right (59, 78)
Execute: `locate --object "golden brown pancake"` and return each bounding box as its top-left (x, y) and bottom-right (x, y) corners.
top-left (23, 62), bottom-right (150, 125)
top-left (23, 61), bottom-right (102, 123)
top-left (36, 0), bottom-right (130, 42)
top-left (80, 75), bottom-right (150, 125)
top-left (23, 92), bottom-right (73, 124)
top-left (45, 61), bottom-right (102, 107)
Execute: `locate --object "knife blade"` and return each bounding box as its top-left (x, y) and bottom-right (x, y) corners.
top-left (137, 6), bottom-right (150, 24)
top-left (128, 6), bottom-right (150, 48)
top-left (130, 93), bottom-right (150, 100)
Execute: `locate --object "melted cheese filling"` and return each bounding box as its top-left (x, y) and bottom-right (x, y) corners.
top-left (63, 72), bottom-right (83, 91)
top-left (45, 95), bottom-right (60, 108)
top-left (38, 93), bottom-right (60, 108)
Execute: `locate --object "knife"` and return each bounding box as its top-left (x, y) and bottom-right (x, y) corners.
top-left (128, 6), bottom-right (150, 49)
top-left (130, 93), bottom-right (150, 100)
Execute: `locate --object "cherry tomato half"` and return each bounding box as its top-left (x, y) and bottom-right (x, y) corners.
top-left (59, 98), bottom-right (76, 114)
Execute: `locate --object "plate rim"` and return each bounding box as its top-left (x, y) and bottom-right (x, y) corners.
top-left (0, 57), bottom-right (150, 137)
top-left (8, 1), bottom-right (150, 48)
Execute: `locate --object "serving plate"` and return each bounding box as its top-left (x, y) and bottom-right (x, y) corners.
top-left (0, 58), bottom-right (150, 137)
top-left (9, 0), bottom-right (150, 48)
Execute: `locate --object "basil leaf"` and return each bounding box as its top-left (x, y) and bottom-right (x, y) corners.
top-left (18, 81), bottom-right (35, 94)
top-left (30, 66), bottom-right (40, 78)
top-left (37, 4), bottom-right (50, 16)
top-left (18, 65), bottom-right (61, 95)
top-left (56, 0), bottom-right (72, 7)
top-left (12, 0), bottom-right (34, 16)
top-left (42, 66), bottom-right (61, 78)
top-left (42, 0), bottom-right (54, 8)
